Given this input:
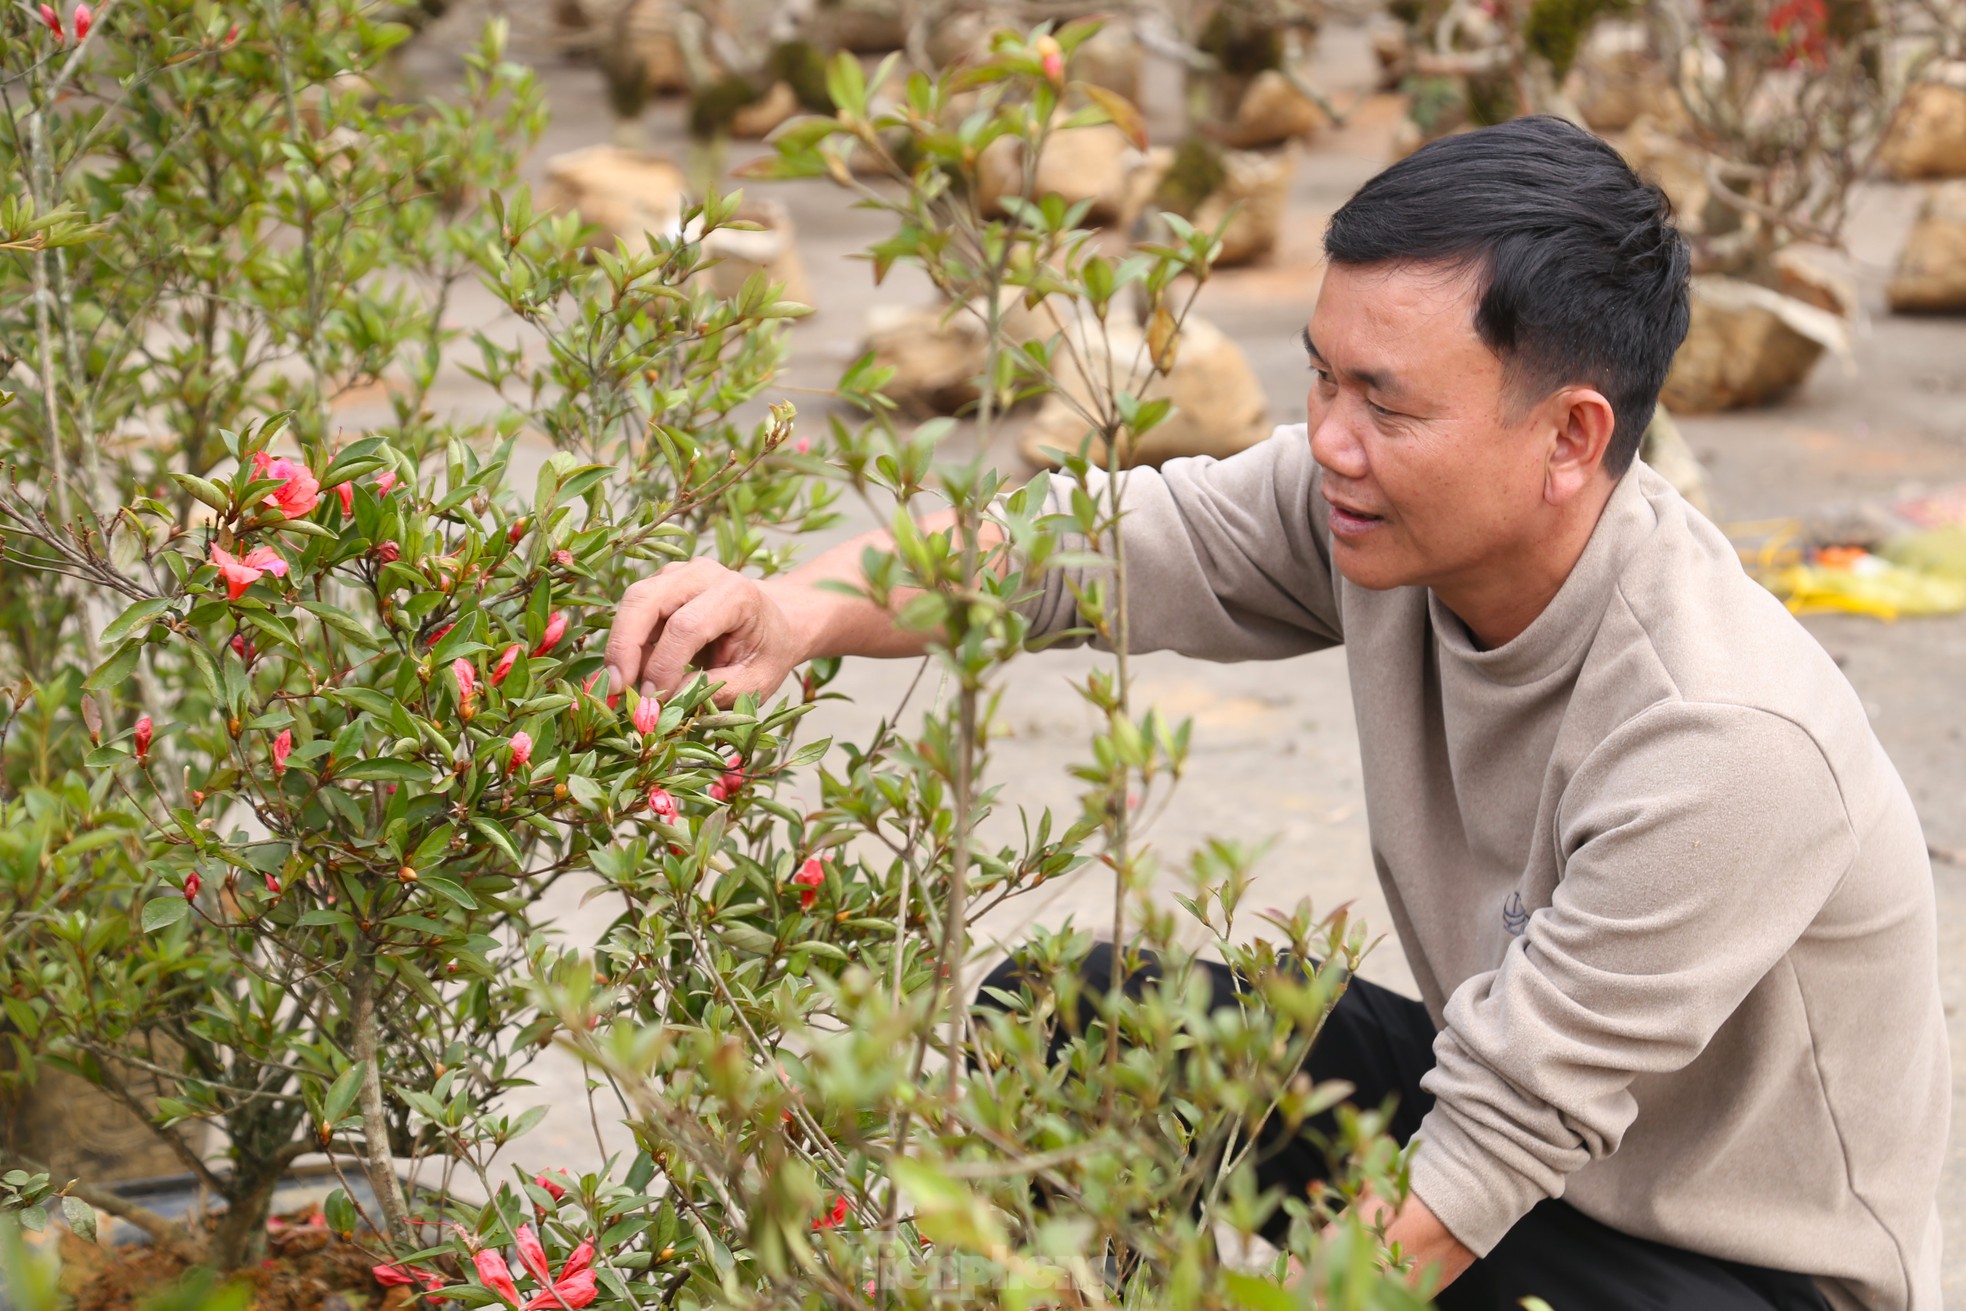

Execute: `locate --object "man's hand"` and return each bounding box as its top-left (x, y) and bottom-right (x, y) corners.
top-left (1284, 1189), bottom-right (1475, 1293)
top-left (604, 559), bottom-right (809, 707)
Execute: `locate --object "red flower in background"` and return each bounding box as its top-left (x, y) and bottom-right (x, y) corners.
top-left (812, 1194), bottom-right (849, 1230)
top-left (1766, 0), bottom-right (1828, 67)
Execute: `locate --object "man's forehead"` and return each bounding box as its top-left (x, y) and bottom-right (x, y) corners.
top-left (1307, 262), bottom-right (1492, 372)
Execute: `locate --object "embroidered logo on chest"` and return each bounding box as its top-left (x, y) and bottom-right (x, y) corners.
top-left (1502, 891), bottom-right (1529, 938)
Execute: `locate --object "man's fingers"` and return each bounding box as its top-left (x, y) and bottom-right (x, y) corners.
top-left (638, 582), bottom-right (754, 698)
top-left (605, 563), bottom-right (714, 695)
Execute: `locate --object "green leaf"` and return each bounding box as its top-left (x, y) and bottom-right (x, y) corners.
top-left (340, 758), bottom-right (431, 782)
top-left (61, 1195), bottom-right (97, 1243)
top-left (140, 897), bottom-right (189, 932)
top-left (890, 1158), bottom-right (1008, 1257)
top-left (168, 472), bottom-right (230, 513)
top-left (322, 1063), bottom-right (366, 1126)
top-left (471, 817), bottom-right (522, 866)
top-left (100, 597), bottom-right (173, 646)
top-left (84, 642), bottom-right (140, 695)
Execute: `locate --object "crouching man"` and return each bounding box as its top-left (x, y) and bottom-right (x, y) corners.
top-left (605, 117), bottom-right (1948, 1309)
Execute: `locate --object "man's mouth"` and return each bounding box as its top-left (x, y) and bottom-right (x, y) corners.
top-left (1323, 493), bottom-right (1386, 536)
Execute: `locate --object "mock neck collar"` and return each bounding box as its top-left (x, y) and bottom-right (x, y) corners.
top-left (1427, 468), bottom-right (1653, 687)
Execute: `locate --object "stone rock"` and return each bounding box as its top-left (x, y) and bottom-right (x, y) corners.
top-left (1187, 147), bottom-right (1295, 266)
top-left (977, 121), bottom-right (1164, 228)
top-left (1638, 407), bottom-right (1712, 517)
top-left (1772, 244), bottom-right (1858, 318)
top-left (540, 145), bottom-right (688, 248)
top-left (859, 304), bottom-right (990, 416)
top-left (805, 0), bottom-right (907, 53)
top-left (1660, 276), bottom-right (1850, 413)
top-left (1878, 66), bottom-right (1966, 182)
top-left (1019, 315), bottom-right (1270, 468)
top-left (699, 198), bottom-right (813, 307)
top-left (1887, 180), bottom-right (1966, 313)
top-left (1074, 20), bottom-right (1144, 102)
top-left (1223, 69), bottom-right (1328, 149)
top-left (1568, 20), bottom-right (1667, 134)
top-left (730, 81), bottom-right (800, 138)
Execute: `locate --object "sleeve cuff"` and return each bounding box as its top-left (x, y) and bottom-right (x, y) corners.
top-left (1405, 1106), bottom-right (1555, 1258)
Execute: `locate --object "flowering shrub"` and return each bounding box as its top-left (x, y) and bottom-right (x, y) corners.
top-left (2, 6), bottom-right (1423, 1308)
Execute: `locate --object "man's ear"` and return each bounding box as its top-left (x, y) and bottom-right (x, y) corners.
top-left (1544, 386), bottom-right (1619, 506)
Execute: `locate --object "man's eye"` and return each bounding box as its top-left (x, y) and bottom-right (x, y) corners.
top-left (1369, 400), bottom-right (1398, 418)
top-left (1308, 366), bottom-right (1333, 386)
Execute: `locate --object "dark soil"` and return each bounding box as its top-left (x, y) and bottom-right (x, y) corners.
top-left (60, 1207), bottom-right (417, 1311)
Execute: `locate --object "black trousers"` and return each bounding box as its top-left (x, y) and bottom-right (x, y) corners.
top-left (975, 942), bottom-right (1832, 1311)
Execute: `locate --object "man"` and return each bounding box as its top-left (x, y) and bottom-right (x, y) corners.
top-left (604, 118), bottom-right (1947, 1308)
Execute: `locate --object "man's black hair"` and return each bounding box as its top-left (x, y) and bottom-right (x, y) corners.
top-left (1323, 116), bottom-right (1690, 477)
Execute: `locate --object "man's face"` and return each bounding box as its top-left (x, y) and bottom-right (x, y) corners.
top-left (1303, 262), bottom-right (1561, 596)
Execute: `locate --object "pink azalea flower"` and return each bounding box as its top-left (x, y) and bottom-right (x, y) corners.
top-left (532, 1171), bottom-right (570, 1202)
top-left (272, 729), bottom-right (292, 777)
top-left (491, 643), bottom-right (522, 686)
top-left (374, 470), bottom-right (399, 495)
top-left (210, 544), bottom-right (287, 600)
top-left (514, 1225), bottom-right (552, 1286)
top-left (532, 612), bottom-right (567, 657)
top-left (520, 1270), bottom-right (595, 1311)
top-left (250, 451), bottom-right (322, 518)
top-left (473, 1249), bottom-right (520, 1307)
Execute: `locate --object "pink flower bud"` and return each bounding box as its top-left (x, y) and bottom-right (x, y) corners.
top-left (73, 4), bottom-right (90, 39)
top-left (452, 658), bottom-right (477, 700)
top-left (472, 1249), bottom-right (520, 1308)
top-left (514, 1225), bottom-right (551, 1286)
top-left (224, 21), bottom-right (238, 43)
top-left (424, 622), bottom-right (454, 648)
top-left (373, 540), bottom-right (400, 564)
top-left (791, 856), bottom-right (824, 910)
top-left (230, 634), bottom-right (255, 663)
top-left (532, 611), bottom-right (567, 657)
top-left (508, 731), bottom-right (533, 772)
top-left (38, 4), bottom-right (61, 38)
top-left (552, 549), bottom-right (574, 568)
top-left (184, 871), bottom-right (201, 901)
top-left (507, 519), bottom-right (527, 545)
top-left (533, 1171), bottom-right (569, 1202)
top-left (272, 729), bottom-right (292, 776)
top-left (632, 695), bottom-right (659, 736)
top-left (133, 715), bottom-right (153, 761)
top-left (491, 643), bottom-right (522, 686)
top-left (334, 483), bottom-right (354, 515)
top-left (647, 786), bottom-right (677, 820)
top-left (707, 781), bottom-right (727, 803)
top-left (374, 470), bottom-right (398, 495)
top-left (265, 872), bottom-right (281, 895)
top-left (793, 436), bottom-right (811, 454)
top-left (559, 1239), bottom-right (594, 1280)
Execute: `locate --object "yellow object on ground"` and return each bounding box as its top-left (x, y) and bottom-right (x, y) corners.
top-left (1766, 551), bottom-right (1966, 620)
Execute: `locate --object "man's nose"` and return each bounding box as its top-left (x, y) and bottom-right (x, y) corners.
top-left (1309, 400), bottom-right (1369, 482)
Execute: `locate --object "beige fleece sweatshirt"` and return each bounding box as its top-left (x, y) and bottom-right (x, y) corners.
top-left (1016, 425), bottom-right (1948, 1310)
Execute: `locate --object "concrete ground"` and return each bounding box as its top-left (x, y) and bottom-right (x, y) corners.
top-left (395, 10), bottom-right (1966, 1300)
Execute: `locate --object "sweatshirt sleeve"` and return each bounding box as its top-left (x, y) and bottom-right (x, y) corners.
top-left (1016, 424), bottom-right (1344, 659)
top-left (1407, 701), bottom-right (1858, 1255)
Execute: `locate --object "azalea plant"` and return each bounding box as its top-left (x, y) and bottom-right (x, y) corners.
top-left (3, 5), bottom-right (1424, 1308)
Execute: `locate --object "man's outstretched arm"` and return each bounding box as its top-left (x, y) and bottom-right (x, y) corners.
top-left (603, 510), bottom-right (986, 706)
